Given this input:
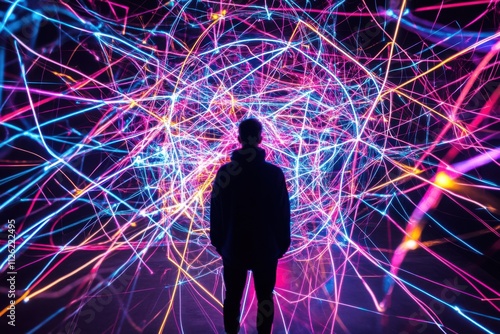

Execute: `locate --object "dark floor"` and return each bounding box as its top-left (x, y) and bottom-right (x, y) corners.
top-left (1, 234), bottom-right (499, 334)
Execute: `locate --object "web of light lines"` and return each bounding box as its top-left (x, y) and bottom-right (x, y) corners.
top-left (0, 0), bottom-right (499, 333)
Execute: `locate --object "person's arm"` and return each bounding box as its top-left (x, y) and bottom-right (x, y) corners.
top-left (210, 170), bottom-right (224, 254)
top-left (277, 170), bottom-right (291, 257)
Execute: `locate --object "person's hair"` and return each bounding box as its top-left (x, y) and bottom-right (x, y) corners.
top-left (238, 118), bottom-right (262, 146)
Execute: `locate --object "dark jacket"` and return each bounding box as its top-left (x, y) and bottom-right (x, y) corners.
top-left (210, 146), bottom-right (291, 266)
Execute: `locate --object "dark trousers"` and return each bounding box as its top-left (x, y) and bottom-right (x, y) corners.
top-left (223, 258), bottom-right (278, 334)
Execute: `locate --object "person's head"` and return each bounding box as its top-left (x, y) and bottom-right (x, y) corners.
top-left (238, 118), bottom-right (262, 147)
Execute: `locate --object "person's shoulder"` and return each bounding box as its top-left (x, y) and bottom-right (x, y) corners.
top-left (263, 161), bottom-right (285, 175)
top-left (219, 161), bottom-right (231, 169)
top-left (218, 159), bottom-right (236, 169)
top-left (264, 161), bottom-right (280, 169)
top-left (216, 160), bottom-right (241, 176)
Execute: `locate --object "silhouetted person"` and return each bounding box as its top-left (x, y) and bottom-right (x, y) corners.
top-left (210, 118), bottom-right (291, 334)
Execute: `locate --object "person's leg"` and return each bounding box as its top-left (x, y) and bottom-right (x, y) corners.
top-left (252, 259), bottom-right (278, 334)
top-left (223, 259), bottom-right (248, 334)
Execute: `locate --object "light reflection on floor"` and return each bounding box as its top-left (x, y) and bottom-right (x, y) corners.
top-left (7, 238), bottom-right (498, 334)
